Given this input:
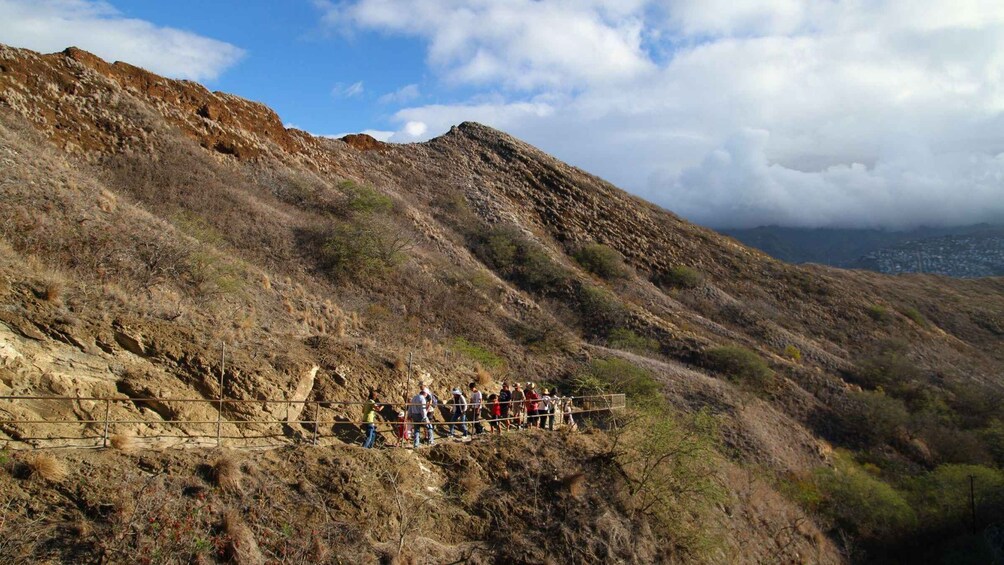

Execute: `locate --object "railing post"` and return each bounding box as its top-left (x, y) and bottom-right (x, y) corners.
top-left (102, 398), bottom-right (111, 448)
top-left (310, 402), bottom-right (318, 446)
top-left (217, 342), bottom-right (225, 448)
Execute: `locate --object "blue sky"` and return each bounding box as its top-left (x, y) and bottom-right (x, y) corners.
top-left (2, 0), bottom-right (1004, 230)
top-left (117, 1), bottom-right (433, 137)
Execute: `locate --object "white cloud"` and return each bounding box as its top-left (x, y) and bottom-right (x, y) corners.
top-left (0, 0), bottom-right (244, 81)
top-left (321, 0), bottom-right (653, 90)
top-left (332, 80), bottom-right (365, 98)
top-left (378, 83), bottom-right (420, 104)
top-left (325, 1), bottom-right (1004, 228)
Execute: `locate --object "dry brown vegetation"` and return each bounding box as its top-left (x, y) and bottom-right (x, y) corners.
top-left (23, 452), bottom-right (67, 482)
top-left (0, 43), bottom-right (1002, 562)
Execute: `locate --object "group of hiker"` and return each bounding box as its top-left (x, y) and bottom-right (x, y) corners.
top-left (361, 381), bottom-right (577, 449)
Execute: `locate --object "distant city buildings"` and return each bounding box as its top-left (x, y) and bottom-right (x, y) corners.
top-left (856, 234), bottom-right (1004, 278)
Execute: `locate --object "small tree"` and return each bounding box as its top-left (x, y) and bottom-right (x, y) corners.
top-left (573, 243), bottom-right (628, 279)
top-left (704, 346), bottom-right (774, 391)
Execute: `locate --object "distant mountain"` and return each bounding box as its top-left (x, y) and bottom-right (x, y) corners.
top-left (723, 224), bottom-right (1004, 277)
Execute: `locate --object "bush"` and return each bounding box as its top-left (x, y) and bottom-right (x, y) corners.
top-left (840, 390), bottom-right (910, 447)
top-left (321, 216), bottom-right (412, 279)
top-left (906, 464), bottom-right (1004, 533)
top-left (338, 180), bottom-right (393, 215)
top-left (613, 408), bottom-right (723, 558)
top-left (983, 420), bottom-right (1004, 468)
top-left (782, 344), bottom-right (802, 362)
top-left (703, 346), bottom-right (774, 390)
top-left (812, 451), bottom-right (916, 541)
top-left (471, 225), bottom-right (569, 293)
top-left (608, 328), bottom-right (660, 355)
top-left (577, 285), bottom-right (629, 336)
top-left (900, 306), bottom-right (927, 327)
top-left (451, 337), bottom-right (504, 369)
top-left (578, 358), bottom-right (663, 413)
top-left (572, 243), bottom-right (627, 279)
top-left (656, 265), bottom-right (703, 289)
top-left (853, 341), bottom-right (922, 390)
top-left (867, 304), bottom-right (891, 323)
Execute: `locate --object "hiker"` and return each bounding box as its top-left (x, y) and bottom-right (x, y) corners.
top-left (511, 382), bottom-right (526, 428)
top-left (498, 382), bottom-right (513, 430)
top-left (541, 388), bottom-right (553, 431)
top-left (563, 396), bottom-right (577, 431)
top-left (486, 393), bottom-right (501, 433)
top-left (393, 409), bottom-right (408, 447)
top-left (448, 388), bottom-right (470, 439)
top-left (424, 386), bottom-right (440, 439)
top-left (525, 382), bottom-right (540, 427)
top-left (468, 382), bottom-right (484, 435)
top-left (409, 388), bottom-right (433, 448)
top-left (361, 390), bottom-right (380, 448)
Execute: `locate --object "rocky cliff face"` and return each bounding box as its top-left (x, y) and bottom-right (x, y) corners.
top-left (1, 43), bottom-right (1003, 562)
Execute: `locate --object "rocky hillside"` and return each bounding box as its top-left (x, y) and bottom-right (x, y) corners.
top-left (1, 44), bottom-right (1003, 563)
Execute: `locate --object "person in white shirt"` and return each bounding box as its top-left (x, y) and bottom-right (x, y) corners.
top-left (408, 389), bottom-right (433, 448)
top-left (468, 382), bottom-right (484, 435)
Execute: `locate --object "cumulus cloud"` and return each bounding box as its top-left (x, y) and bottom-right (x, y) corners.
top-left (323, 0), bottom-right (1004, 229)
top-left (0, 0), bottom-right (244, 81)
top-left (378, 83), bottom-right (420, 104)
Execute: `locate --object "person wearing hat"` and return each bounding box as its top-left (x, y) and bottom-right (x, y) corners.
top-left (448, 387), bottom-right (469, 439)
top-left (511, 382), bottom-right (526, 428)
top-left (409, 387), bottom-right (433, 448)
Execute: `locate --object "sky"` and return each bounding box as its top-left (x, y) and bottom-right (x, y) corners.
top-left (2, 0), bottom-right (1004, 230)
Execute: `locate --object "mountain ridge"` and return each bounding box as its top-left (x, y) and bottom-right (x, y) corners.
top-left (1, 43), bottom-right (1003, 562)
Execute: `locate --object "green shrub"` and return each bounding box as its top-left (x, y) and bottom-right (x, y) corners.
top-left (608, 328), bottom-right (660, 354)
top-left (580, 358), bottom-right (663, 412)
top-left (321, 215), bottom-right (412, 279)
top-left (812, 451), bottom-right (917, 541)
top-left (614, 408), bottom-right (724, 558)
top-left (657, 265), bottom-right (703, 289)
top-left (572, 243), bottom-right (627, 279)
top-left (853, 340), bottom-right (922, 389)
top-left (450, 337), bottom-right (504, 369)
top-left (867, 304), bottom-right (891, 322)
top-left (703, 346), bottom-right (774, 390)
top-left (471, 225), bottom-right (569, 293)
top-left (338, 180), bottom-right (393, 215)
top-left (507, 319), bottom-right (572, 354)
top-left (900, 306), bottom-right (927, 327)
top-left (782, 344), bottom-right (802, 362)
top-left (577, 285), bottom-right (629, 336)
top-left (983, 420), bottom-right (1004, 468)
top-left (906, 464), bottom-right (1004, 532)
top-left (840, 390), bottom-right (910, 447)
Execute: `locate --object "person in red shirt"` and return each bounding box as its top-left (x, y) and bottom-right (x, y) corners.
top-left (486, 393), bottom-right (501, 433)
top-left (524, 382), bottom-right (541, 428)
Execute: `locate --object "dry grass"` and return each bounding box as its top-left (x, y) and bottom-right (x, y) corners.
top-left (108, 433), bottom-right (134, 451)
top-left (43, 280), bottom-right (63, 302)
top-left (222, 509), bottom-right (264, 565)
top-left (24, 452), bottom-right (67, 482)
top-left (475, 365), bottom-right (493, 387)
top-left (563, 472), bottom-right (586, 498)
top-left (213, 453), bottom-right (242, 492)
top-left (394, 355), bottom-right (407, 373)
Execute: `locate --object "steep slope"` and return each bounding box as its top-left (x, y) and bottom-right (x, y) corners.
top-left (1, 44), bottom-right (1003, 562)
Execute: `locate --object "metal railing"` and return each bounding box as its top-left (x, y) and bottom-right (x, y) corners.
top-left (0, 393), bottom-right (627, 450)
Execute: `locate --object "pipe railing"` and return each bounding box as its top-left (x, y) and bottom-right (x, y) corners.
top-left (0, 393), bottom-right (627, 449)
